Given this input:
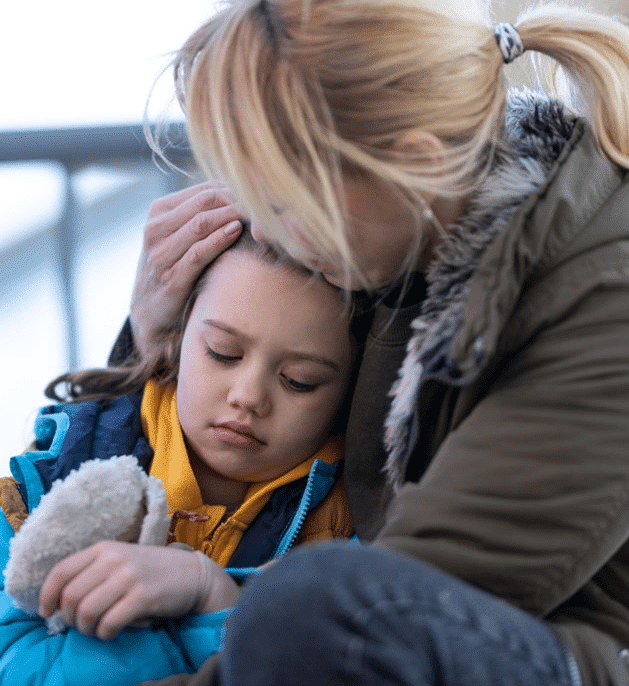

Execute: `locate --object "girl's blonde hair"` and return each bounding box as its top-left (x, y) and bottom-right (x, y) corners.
top-left (172, 0), bottom-right (629, 287)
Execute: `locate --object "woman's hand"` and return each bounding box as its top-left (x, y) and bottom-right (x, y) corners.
top-left (39, 541), bottom-right (241, 641)
top-left (130, 183), bottom-right (243, 357)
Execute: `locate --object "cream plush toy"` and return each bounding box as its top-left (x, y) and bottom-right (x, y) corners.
top-left (3, 455), bottom-right (171, 634)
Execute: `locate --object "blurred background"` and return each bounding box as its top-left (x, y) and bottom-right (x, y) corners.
top-left (0, 1), bottom-right (216, 473)
top-left (0, 0), bottom-right (617, 475)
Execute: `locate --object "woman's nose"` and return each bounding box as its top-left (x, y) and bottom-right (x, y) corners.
top-left (249, 221), bottom-right (269, 243)
top-left (227, 368), bottom-right (271, 417)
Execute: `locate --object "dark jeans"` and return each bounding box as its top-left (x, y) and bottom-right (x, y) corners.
top-left (219, 543), bottom-right (581, 686)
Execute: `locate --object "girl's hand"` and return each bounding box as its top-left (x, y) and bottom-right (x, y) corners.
top-left (130, 182), bottom-right (243, 357)
top-left (39, 541), bottom-right (241, 641)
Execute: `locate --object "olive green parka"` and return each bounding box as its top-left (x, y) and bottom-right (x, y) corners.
top-left (348, 89), bottom-right (629, 686)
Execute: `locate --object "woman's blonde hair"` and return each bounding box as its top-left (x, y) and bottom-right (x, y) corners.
top-left (172, 0), bottom-right (629, 287)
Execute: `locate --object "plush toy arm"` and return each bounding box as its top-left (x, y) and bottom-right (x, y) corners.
top-left (0, 469), bottom-right (236, 685)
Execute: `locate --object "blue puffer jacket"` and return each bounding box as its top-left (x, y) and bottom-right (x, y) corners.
top-left (0, 394), bottom-right (347, 686)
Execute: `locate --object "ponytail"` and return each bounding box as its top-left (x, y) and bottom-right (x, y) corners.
top-left (516, 4), bottom-right (629, 168)
top-left (167, 0), bottom-right (629, 286)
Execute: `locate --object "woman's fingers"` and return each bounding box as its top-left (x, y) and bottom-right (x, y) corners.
top-left (161, 219), bottom-right (242, 286)
top-left (148, 203), bottom-right (243, 271)
top-left (130, 182), bottom-right (244, 356)
top-left (144, 185), bottom-right (241, 260)
top-left (145, 182), bottom-right (232, 221)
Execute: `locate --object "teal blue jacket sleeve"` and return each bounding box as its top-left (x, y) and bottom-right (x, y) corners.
top-left (0, 510), bottom-right (229, 686)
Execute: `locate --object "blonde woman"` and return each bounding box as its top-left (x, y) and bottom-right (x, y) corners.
top-left (128, 1), bottom-right (629, 684)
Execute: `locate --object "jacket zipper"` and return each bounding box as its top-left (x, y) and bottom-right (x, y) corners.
top-left (272, 460), bottom-right (321, 558)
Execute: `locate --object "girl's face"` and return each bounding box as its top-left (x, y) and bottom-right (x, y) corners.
top-left (176, 250), bottom-right (353, 500)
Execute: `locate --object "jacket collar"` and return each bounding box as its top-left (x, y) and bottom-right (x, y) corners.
top-left (141, 378), bottom-right (343, 554)
top-left (383, 88), bottom-right (581, 488)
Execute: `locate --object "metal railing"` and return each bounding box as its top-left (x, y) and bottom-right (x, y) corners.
top-left (0, 123), bottom-right (195, 370)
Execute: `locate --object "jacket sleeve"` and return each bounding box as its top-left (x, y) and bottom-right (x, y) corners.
top-left (0, 508), bottom-right (229, 686)
top-left (376, 281), bottom-right (629, 617)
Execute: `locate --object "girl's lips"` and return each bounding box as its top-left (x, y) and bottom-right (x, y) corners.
top-left (211, 425), bottom-right (264, 450)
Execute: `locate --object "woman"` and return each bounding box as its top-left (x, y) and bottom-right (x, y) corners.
top-left (129, 0), bottom-right (629, 684)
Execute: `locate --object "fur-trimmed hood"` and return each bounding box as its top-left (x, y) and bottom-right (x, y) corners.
top-left (383, 88), bottom-right (579, 489)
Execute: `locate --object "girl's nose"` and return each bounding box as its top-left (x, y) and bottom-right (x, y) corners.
top-left (227, 368), bottom-right (271, 417)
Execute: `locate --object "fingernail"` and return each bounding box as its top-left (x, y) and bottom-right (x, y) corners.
top-left (223, 221), bottom-right (242, 236)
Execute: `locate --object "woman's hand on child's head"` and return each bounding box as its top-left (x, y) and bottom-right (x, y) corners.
top-left (130, 182), bottom-right (243, 358)
top-left (38, 540), bottom-right (240, 641)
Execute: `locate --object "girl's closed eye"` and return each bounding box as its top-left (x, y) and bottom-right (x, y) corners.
top-left (280, 374), bottom-right (319, 393)
top-left (206, 346), bottom-right (241, 364)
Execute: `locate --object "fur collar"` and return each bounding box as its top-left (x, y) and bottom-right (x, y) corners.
top-left (383, 89), bottom-right (578, 489)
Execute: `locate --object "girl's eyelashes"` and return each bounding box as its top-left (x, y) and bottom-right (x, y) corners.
top-left (280, 374), bottom-right (319, 393)
top-left (206, 344), bottom-right (324, 392)
top-left (206, 346), bottom-right (241, 363)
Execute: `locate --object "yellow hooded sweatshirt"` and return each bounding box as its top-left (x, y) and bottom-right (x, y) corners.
top-left (142, 379), bottom-right (353, 567)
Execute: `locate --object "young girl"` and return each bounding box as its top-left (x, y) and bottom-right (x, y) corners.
top-left (126, 1), bottom-right (629, 685)
top-left (0, 230), bottom-right (355, 685)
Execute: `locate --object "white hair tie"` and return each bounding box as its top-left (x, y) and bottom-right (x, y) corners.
top-left (494, 22), bottom-right (525, 64)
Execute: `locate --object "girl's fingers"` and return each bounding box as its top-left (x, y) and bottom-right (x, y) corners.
top-left (92, 586), bottom-right (151, 641)
top-left (39, 543), bottom-right (208, 640)
top-left (39, 547), bottom-right (100, 618)
top-left (57, 566), bottom-right (119, 630)
top-left (72, 573), bottom-right (132, 638)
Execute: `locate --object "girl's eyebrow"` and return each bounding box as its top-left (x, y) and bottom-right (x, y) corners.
top-left (202, 319), bottom-right (341, 372)
top-left (203, 319), bottom-right (245, 339)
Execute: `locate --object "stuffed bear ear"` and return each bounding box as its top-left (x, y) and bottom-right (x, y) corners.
top-left (3, 455), bottom-right (165, 619)
top-left (138, 473), bottom-right (171, 546)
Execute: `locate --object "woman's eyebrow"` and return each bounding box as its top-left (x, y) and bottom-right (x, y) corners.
top-left (203, 319), bottom-right (341, 372)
